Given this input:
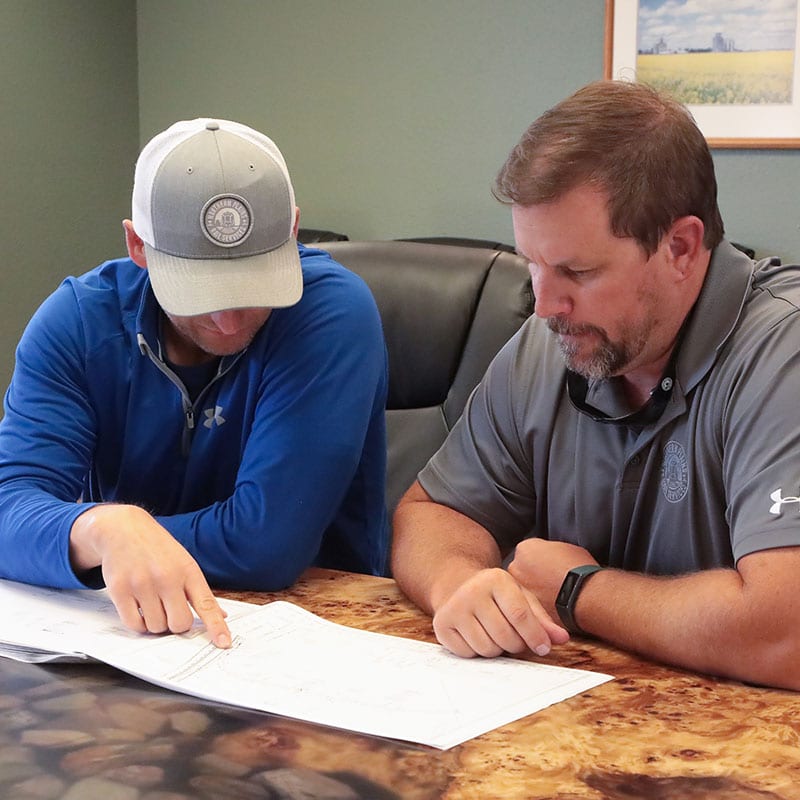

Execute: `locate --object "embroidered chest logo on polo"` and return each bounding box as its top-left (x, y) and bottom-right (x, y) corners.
top-left (769, 489), bottom-right (800, 516)
top-left (661, 440), bottom-right (689, 503)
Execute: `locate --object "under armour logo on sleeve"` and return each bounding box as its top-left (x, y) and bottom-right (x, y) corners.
top-left (769, 488), bottom-right (800, 516)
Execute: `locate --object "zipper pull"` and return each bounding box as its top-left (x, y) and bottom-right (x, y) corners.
top-left (181, 404), bottom-right (196, 457)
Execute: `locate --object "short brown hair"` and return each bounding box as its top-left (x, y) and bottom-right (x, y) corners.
top-left (494, 80), bottom-right (724, 256)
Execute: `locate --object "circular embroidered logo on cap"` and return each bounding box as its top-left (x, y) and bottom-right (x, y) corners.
top-left (661, 440), bottom-right (689, 503)
top-left (202, 194), bottom-right (253, 247)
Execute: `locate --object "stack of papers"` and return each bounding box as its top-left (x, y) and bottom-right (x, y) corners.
top-left (0, 578), bottom-right (612, 749)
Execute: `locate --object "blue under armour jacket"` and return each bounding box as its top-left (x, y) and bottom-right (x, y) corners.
top-left (0, 245), bottom-right (388, 590)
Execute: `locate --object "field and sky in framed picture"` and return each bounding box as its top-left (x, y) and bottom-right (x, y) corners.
top-left (605, 0), bottom-right (800, 148)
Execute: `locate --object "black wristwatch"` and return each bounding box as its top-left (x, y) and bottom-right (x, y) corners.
top-left (555, 564), bottom-right (603, 635)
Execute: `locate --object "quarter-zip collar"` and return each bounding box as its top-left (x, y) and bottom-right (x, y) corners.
top-left (134, 279), bottom-right (246, 455)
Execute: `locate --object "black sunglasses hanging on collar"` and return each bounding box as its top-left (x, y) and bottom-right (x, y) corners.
top-left (566, 369), bottom-right (674, 426)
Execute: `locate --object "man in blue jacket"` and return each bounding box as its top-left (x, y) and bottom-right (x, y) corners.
top-left (0, 118), bottom-right (388, 649)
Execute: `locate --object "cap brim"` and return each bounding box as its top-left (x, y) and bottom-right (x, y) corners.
top-left (144, 237), bottom-right (303, 316)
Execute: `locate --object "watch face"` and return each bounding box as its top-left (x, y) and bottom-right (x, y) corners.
top-left (556, 572), bottom-right (579, 606)
top-left (556, 566), bottom-right (602, 636)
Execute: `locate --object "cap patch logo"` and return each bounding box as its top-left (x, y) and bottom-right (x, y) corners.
top-left (202, 194), bottom-right (253, 247)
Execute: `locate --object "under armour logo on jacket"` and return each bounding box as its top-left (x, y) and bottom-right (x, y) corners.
top-left (203, 405), bottom-right (226, 428)
top-left (769, 488), bottom-right (800, 515)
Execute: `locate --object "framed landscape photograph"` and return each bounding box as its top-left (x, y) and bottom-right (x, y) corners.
top-left (604, 0), bottom-right (800, 148)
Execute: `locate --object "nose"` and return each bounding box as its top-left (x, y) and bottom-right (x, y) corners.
top-left (529, 263), bottom-right (572, 320)
top-left (209, 310), bottom-right (246, 334)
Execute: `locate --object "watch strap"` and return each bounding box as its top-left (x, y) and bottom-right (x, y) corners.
top-left (555, 564), bottom-right (603, 635)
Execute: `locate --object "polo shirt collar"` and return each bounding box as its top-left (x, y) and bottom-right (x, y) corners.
top-left (580, 239), bottom-right (752, 427)
top-left (675, 239), bottom-right (752, 396)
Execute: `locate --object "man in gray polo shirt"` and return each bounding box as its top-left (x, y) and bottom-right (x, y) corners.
top-left (391, 80), bottom-right (800, 690)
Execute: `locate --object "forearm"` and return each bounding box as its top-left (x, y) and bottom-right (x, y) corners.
top-left (576, 561), bottom-right (800, 690)
top-left (159, 463), bottom-right (353, 590)
top-left (0, 486), bottom-right (97, 588)
top-left (391, 482), bottom-right (503, 615)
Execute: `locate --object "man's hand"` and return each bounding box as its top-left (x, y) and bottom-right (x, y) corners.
top-left (431, 567), bottom-right (569, 658)
top-left (508, 539), bottom-right (598, 619)
top-left (69, 505), bottom-right (231, 648)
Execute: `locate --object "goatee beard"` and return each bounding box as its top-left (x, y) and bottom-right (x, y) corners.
top-left (547, 317), bottom-right (630, 380)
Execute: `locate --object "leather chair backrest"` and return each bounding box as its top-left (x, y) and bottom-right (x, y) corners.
top-left (297, 228), bottom-right (349, 243)
top-left (315, 240), bottom-right (533, 521)
top-left (397, 236), bottom-right (517, 253)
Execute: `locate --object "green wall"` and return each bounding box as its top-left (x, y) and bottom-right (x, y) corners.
top-left (0, 0), bottom-right (139, 394)
top-left (2, 0), bottom-right (799, 397)
top-left (136, 0), bottom-right (604, 246)
top-left (136, 0), bottom-right (800, 262)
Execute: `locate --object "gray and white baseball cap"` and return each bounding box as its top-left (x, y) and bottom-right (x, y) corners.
top-left (132, 118), bottom-right (302, 316)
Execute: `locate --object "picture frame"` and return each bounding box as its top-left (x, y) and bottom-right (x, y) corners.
top-left (604, 0), bottom-right (800, 149)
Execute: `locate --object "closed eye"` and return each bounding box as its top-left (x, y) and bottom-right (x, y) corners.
top-left (558, 265), bottom-right (596, 281)
top-left (526, 259), bottom-right (599, 283)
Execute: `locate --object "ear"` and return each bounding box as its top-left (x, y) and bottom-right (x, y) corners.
top-left (122, 220), bottom-right (148, 269)
top-left (663, 215), bottom-right (706, 282)
top-left (292, 206), bottom-right (301, 239)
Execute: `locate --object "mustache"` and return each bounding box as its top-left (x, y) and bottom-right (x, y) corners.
top-left (546, 317), bottom-right (607, 339)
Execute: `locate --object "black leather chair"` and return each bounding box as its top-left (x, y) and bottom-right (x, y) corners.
top-left (297, 228), bottom-right (349, 244)
top-left (397, 236), bottom-right (517, 253)
top-left (316, 240), bottom-right (533, 522)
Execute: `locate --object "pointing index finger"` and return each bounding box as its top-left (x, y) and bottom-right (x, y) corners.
top-left (189, 586), bottom-right (232, 649)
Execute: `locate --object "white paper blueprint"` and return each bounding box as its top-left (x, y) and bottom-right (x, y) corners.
top-left (0, 577), bottom-right (257, 663)
top-left (0, 578), bottom-right (612, 749)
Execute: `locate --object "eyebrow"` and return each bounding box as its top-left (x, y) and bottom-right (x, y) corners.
top-left (525, 255), bottom-right (589, 272)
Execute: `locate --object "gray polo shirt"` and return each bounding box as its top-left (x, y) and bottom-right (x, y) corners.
top-left (418, 241), bottom-right (800, 574)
